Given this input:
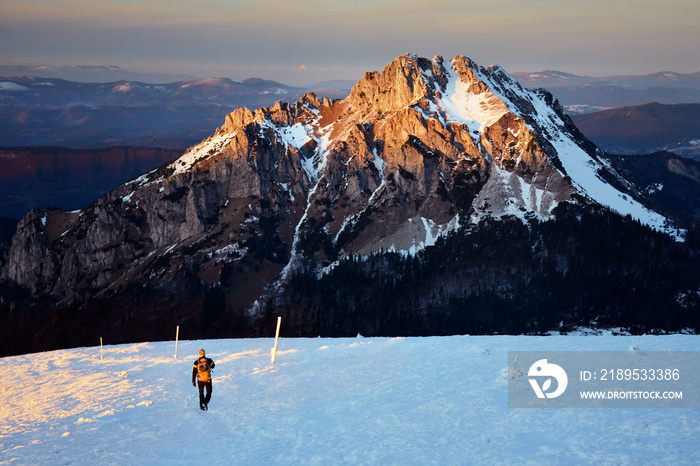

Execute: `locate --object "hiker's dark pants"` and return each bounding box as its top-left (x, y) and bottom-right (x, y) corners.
top-left (197, 380), bottom-right (212, 407)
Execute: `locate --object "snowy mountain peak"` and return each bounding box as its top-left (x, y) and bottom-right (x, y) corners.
top-left (1, 54), bottom-right (690, 356)
top-left (166, 53), bottom-right (680, 241)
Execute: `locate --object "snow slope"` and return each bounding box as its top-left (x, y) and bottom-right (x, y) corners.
top-left (466, 63), bottom-right (682, 239)
top-left (433, 57), bottom-right (682, 239)
top-left (2, 335), bottom-right (699, 465)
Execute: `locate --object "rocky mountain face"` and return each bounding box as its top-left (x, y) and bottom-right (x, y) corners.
top-left (1, 54), bottom-right (697, 356)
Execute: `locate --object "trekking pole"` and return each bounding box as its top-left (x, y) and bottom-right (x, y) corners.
top-left (100, 337), bottom-right (104, 360)
top-left (271, 316), bottom-right (282, 364)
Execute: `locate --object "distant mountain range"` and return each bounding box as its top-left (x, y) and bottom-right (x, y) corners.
top-left (2, 67), bottom-right (699, 149)
top-left (572, 103), bottom-right (700, 158)
top-left (510, 70), bottom-right (700, 158)
top-left (0, 146), bottom-right (183, 220)
top-left (511, 70), bottom-right (700, 114)
top-left (0, 76), bottom-right (352, 149)
top-left (0, 64), bottom-right (198, 84)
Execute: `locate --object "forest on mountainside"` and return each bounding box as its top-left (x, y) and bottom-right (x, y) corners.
top-left (1, 202), bottom-right (698, 357)
top-left (265, 203), bottom-right (700, 338)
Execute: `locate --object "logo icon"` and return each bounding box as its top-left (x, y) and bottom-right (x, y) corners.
top-left (528, 359), bottom-right (568, 399)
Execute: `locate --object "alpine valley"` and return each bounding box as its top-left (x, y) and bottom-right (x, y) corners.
top-left (1, 54), bottom-right (698, 357)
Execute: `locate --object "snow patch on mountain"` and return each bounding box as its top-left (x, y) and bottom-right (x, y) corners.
top-left (281, 129), bottom-right (334, 280)
top-left (171, 132), bottom-right (237, 176)
top-left (299, 126), bottom-right (333, 184)
top-left (370, 147), bottom-right (385, 178)
top-left (415, 215), bottom-right (461, 253)
top-left (471, 165), bottom-right (557, 224)
top-left (275, 122), bottom-right (311, 149)
top-left (0, 81), bottom-right (31, 92)
top-left (360, 214), bottom-right (461, 257)
top-left (112, 82), bottom-right (134, 93)
top-left (439, 66), bottom-right (508, 136)
top-left (385, 216), bottom-right (457, 256)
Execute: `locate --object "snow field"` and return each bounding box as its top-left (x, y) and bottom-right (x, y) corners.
top-left (439, 66), bottom-right (508, 136)
top-left (1, 335), bottom-right (699, 465)
top-left (170, 132), bottom-right (236, 176)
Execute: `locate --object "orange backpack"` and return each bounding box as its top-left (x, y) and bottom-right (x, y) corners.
top-left (197, 357), bottom-right (211, 382)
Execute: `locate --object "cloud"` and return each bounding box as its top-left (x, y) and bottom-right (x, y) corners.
top-left (298, 64), bottom-right (307, 71)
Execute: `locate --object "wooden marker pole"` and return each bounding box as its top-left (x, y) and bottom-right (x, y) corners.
top-left (271, 316), bottom-right (282, 364)
top-left (174, 325), bottom-right (180, 359)
top-left (100, 337), bottom-right (104, 360)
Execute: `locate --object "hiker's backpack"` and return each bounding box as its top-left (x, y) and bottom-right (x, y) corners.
top-left (197, 357), bottom-right (211, 382)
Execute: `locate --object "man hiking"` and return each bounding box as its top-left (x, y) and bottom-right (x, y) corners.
top-left (192, 349), bottom-right (215, 411)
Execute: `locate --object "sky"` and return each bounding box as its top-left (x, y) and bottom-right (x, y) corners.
top-left (1, 0), bottom-right (698, 85)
